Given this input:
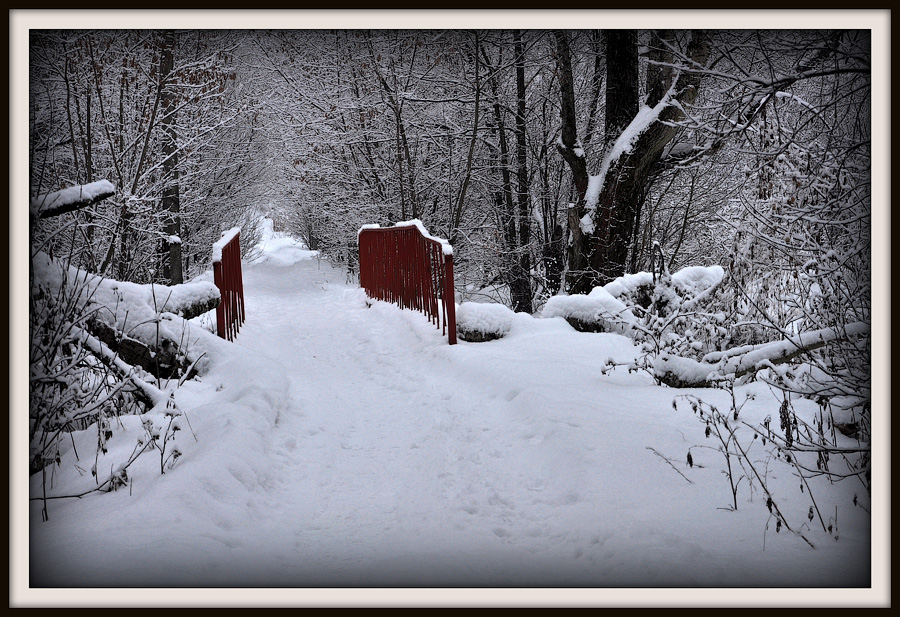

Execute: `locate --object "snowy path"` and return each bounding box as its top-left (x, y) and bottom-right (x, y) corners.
top-left (186, 251), bottom-right (638, 586)
top-left (28, 231), bottom-right (871, 591)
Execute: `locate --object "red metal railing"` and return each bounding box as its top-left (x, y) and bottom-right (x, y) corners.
top-left (358, 221), bottom-right (457, 345)
top-left (212, 228), bottom-right (245, 341)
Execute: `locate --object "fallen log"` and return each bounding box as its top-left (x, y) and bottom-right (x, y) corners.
top-left (653, 322), bottom-right (870, 388)
top-left (33, 250), bottom-right (220, 380)
top-left (85, 318), bottom-right (196, 380)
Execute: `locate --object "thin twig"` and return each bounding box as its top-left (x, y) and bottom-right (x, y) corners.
top-left (646, 446), bottom-right (694, 483)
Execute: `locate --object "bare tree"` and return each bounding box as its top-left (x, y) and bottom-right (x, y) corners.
top-left (160, 30), bottom-right (183, 284)
top-left (554, 30), bottom-right (709, 293)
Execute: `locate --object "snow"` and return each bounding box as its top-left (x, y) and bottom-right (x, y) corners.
top-left (456, 301), bottom-right (515, 338)
top-left (582, 175), bottom-right (604, 234)
top-left (212, 227), bottom-right (242, 263)
top-left (29, 180), bottom-right (115, 219)
top-left (581, 84), bottom-right (677, 234)
top-left (31, 250), bottom-right (221, 368)
top-left (663, 141), bottom-right (697, 160)
top-left (579, 212), bottom-right (595, 235)
top-left (357, 223), bottom-right (382, 236)
top-left (359, 218), bottom-right (454, 256)
top-left (23, 225), bottom-right (874, 604)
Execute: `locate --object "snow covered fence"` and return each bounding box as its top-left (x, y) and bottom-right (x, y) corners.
top-left (213, 228), bottom-right (246, 341)
top-left (358, 220), bottom-right (457, 345)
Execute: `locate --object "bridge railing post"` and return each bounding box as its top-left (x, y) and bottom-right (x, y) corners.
top-left (358, 220), bottom-right (456, 345)
top-left (444, 253), bottom-right (457, 345)
top-left (212, 227), bottom-right (245, 341)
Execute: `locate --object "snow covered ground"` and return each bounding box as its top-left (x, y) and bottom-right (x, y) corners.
top-left (18, 222), bottom-right (885, 606)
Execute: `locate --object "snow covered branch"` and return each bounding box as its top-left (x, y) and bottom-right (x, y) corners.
top-left (653, 322), bottom-right (870, 388)
top-left (29, 180), bottom-right (116, 220)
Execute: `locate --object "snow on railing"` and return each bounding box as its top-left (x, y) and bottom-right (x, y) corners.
top-left (212, 228), bottom-right (245, 341)
top-left (358, 219), bottom-right (457, 345)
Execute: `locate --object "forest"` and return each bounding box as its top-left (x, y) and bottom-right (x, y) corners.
top-left (29, 28), bottom-right (872, 409)
top-left (29, 29), bottom-right (872, 300)
top-left (21, 24), bottom-right (879, 597)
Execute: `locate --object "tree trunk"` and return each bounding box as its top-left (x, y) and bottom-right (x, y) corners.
top-left (582, 31), bottom-right (605, 153)
top-left (604, 31), bottom-right (639, 145)
top-left (537, 81), bottom-right (565, 297)
top-left (481, 44), bottom-right (519, 307)
top-left (160, 30), bottom-right (183, 284)
top-left (592, 31), bottom-right (707, 286)
top-left (552, 31), bottom-right (591, 294)
top-left (556, 30), bottom-right (708, 293)
top-left (511, 31), bottom-right (533, 314)
top-left (585, 30), bottom-right (641, 286)
top-left (449, 31), bottom-right (480, 246)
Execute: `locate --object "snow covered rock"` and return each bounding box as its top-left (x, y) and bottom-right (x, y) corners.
top-left (456, 302), bottom-right (514, 342)
top-left (602, 271), bottom-right (655, 309)
top-left (542, 265), bottom-right (725, 334)
top-left (542, 287), bottom-right (637, 333)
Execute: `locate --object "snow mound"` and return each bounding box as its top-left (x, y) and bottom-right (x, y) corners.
top-left (32, 250), bottom-right (223, 371)
top-left (456, 302), bottom-right (514, 342)
top-left (542, 287), bottom-right (637, 333)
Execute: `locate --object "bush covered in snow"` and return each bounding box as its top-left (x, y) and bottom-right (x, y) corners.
top-left (456, 301), bottom-right (515, 342)
top-left (542, 287), bottom-right (637, 333)
top-left (32, 251), bottom-right (220, 378)
top-left (542, 261), bottom-right (739, 387)
top-left (542, 264), bottom-right (724, 342)
top-left (30, 250), bottom-right (226, 520)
